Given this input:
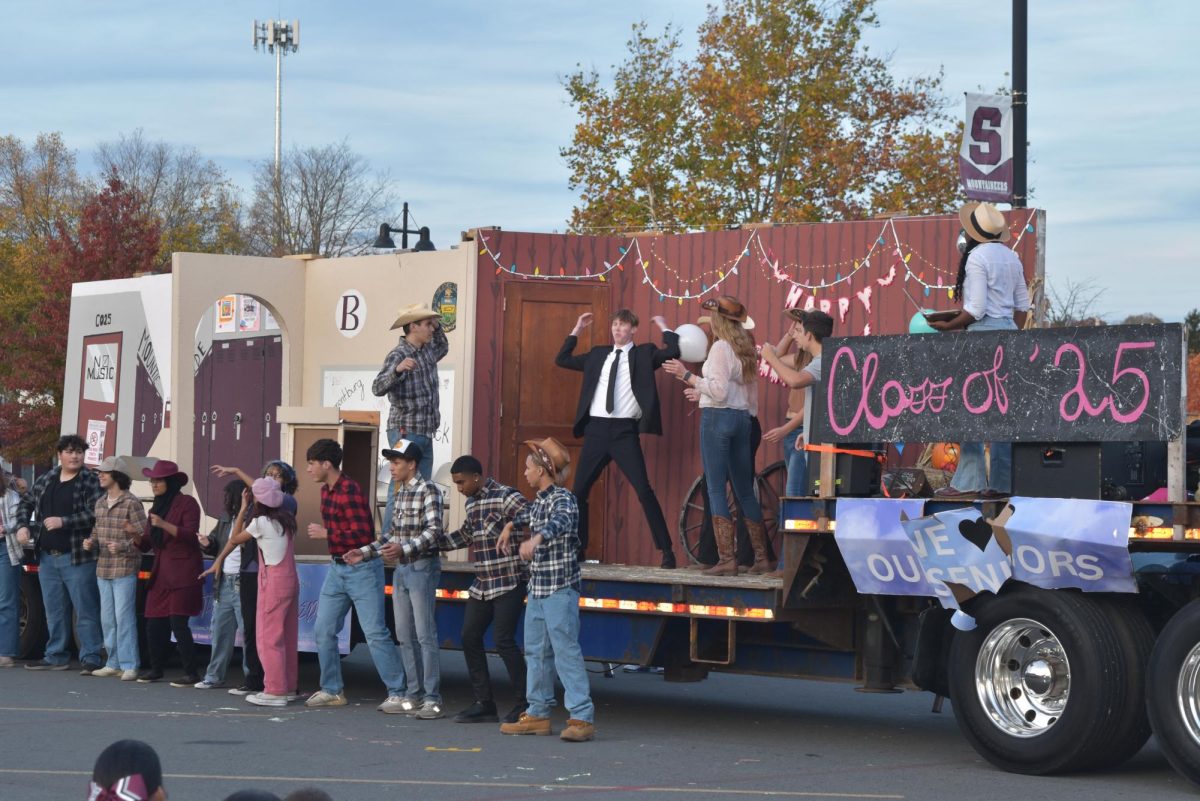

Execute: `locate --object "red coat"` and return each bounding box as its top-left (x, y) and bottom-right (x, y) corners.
top-left (140, 494), bottom-right (203, 618)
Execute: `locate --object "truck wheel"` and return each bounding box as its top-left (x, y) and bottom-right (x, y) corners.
top-left (18, 572), bottom-right (47, 661)
top-left (1146, 599), bottom-right (1200, 786)
top-left (948, 587), bottom-right (1128, 775)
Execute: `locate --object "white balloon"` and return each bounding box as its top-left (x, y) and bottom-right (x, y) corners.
top-left (675, 323), bottom-right (710, 363)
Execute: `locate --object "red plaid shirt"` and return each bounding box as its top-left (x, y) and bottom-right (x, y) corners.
top-left (320, 473), bottom-right (376, 557)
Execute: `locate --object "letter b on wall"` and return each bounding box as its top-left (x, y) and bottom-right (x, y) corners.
top-left (337, 290), bottom-right (366, 338)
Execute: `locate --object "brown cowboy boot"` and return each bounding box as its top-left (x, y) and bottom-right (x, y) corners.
top-left (703, 517), bottom-right (739, 576)
top-left (745, 519), bottom-right (775, 574)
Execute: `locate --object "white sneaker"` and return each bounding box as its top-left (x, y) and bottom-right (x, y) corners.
top-left (91, 666), bottom-right (122, 678)
top-left (415, 700), bottom-right (444, 720)
top-left (194, 680), bottom-right (222, 689)
top-left (305, 690), bottom-right (347, 708)
top-left (247, 692), bottom-right (288, 707)
top-left (377, 695), bottom-right (410, 714)
top-left (120, 670), bottom-right (139, 681)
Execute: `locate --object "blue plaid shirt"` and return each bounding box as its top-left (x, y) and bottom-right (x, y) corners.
top-left (512, 484), bottom-right (580, 599)
top-left (371, 326), bottom-right (449, 438)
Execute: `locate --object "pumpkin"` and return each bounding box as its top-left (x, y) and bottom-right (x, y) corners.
top-left (930, 442), bottom-right (960, 473)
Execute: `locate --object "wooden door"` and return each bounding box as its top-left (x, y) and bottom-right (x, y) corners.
top-left (77, 332), bottom-right (122, 468)
top-left (498, 281), bottom-right (610, 561)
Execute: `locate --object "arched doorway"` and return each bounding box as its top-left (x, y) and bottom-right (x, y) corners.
top-left (191, 293), bottom-right (285, 516)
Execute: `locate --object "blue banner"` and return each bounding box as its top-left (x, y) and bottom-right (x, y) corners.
top-left (189, 561), bottom-right (351, 654)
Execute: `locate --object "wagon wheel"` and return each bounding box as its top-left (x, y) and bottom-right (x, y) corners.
top-left (678, 461), bottom-right (788, 566)
top-left (755, 461), bottom-right (787, 563)
top-left (678, 473), bottom-right (714, 566)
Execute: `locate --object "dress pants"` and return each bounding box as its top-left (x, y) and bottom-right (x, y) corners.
top-left (461, 583), bottom-right (527, 705)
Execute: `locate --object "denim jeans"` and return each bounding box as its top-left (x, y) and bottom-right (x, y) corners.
top-left (202, 575), bottom-right (246, 684)
top-left (383, 430), bottom-right (434, 535)
top-left (948, 315), bottom-right (1017, 493)
top-left (392, 556), bottom-right (442, 703)
top-left (314, 560), bottom-right (405, 696)
top-left (0, 561), bottom-right (22, 658)
top-left (700, 407), bottom-right (763, 522)
top-left (38, 553), bottom-right (103, 666)
top-left (782, 426), bottom-right (809, 497)
top-left (525, 587), bottom-right (593, 722)
top-left (97, 573), bottom-right (139, 671)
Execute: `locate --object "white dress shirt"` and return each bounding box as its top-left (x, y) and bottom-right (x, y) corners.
top-left (962, 242), bottom-right (1031, 321)
top-left (589, 341), bottom-right (642, 420)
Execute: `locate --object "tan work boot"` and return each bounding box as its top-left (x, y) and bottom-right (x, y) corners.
top-left (500, 712), bottom-right (552, 736)
top-left (703, 517), bottom-right (739, 576)
top-left (745, 519), bottom-right (775, 574)
top-left (560, 719), bottom-right (595, 742)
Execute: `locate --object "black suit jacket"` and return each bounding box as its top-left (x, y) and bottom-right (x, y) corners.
top-left (555, 331), bottom-right (680, 438)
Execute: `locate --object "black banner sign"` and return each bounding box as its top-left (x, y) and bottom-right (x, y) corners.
top-left (809, 324), bottom-right (1184, 444)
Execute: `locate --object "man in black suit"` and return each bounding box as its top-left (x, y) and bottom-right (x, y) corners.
top-left (555, 309), bottom-right (680, 568)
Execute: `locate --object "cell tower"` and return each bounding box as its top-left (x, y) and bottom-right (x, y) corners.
top-left (252, 19), bottom-right (300, 183)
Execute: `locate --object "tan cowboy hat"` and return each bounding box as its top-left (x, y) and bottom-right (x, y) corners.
top-left (389, 303), bottom-right (440, 331)
top-left (959, 201), bottom-right (1012, 244)
top-left (698, 295), bottom-right (755, 330)
top-left (523, 437), bottom-right (571, 483)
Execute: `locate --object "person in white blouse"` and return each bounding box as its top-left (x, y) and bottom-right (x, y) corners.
top-left (930, 201), bottom-right (1031, 499)
top-left (664, 296), bottom-right (770, 576)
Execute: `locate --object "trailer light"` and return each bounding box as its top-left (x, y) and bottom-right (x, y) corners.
top-left (434, 589), bottom-right (471, 600)
top-left (784, 518), bottom-right (833, 532)
top-left (433, 587), bottom-right (773, 619)
top-left (1128, 526), bottom-right (1200, 540)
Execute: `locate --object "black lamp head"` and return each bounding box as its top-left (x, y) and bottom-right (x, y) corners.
top-left (372, 223), bottom-right (396, 250)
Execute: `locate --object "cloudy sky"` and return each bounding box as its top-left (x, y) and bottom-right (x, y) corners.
top-left (3, 1), bottom-right (1195, 321)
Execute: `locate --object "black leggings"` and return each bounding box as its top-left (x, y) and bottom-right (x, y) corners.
top-left (461, 584), bottom-right (527, 705)
top-left (146, 615), bottom-right (197, 676)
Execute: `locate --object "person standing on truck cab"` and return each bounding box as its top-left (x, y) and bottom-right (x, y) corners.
top-left (345, 440), bottom-right (446, 719)
top-left (929, 202), bottom-right (1031, 500)
top-left (13, 434), bottom-right (105, 672)
top-left (84, 456), bottom-right (147, 680)
top-left (555, 309), bottom-right (681, 568)
top-left (664, 296), bottom-right (770, 576)
top-left (0, 471), bottom-right (24, 668)
top-left (201, 478), bottom-right (298, 707)
top-left (372, 304), bottom-right (448, 532)
top-left (303, 438), bottom-right (409, 713)
top-left (137, 460), bottom-right (204, 686)
top-left (497, 437), bottom-right (595, 742)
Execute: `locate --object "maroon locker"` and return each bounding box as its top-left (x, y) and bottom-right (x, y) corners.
top-left (192, 345), bottom-right (215, 512)
top-left (261, 336), bottom-right (283, 464)
top-left (132, 357), bottom-right (164, 457)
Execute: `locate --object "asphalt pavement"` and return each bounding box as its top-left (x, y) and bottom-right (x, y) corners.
top-left (0, 645), bottom-right (1196, 801)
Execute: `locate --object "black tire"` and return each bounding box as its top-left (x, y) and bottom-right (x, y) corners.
top-left (18, 571), bottom-right (46, 661)
top-left (1146, 599), bottom-right (1200, 786)
top-left (948, 586), bottom-right (1129, 775)
top-left (1075, 596), bottom-right (1154, 770)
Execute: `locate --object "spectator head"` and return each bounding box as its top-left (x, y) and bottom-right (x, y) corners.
top-left (90, 739), bottom-right (165, 801)
top-left (284, 789), bottom-right (334, 801)
top-left (223, 478), bottom-right (245, 518)
top-left (221, 792), bottom-right (282, 801)
top-left (57, 434), bottom-right (88, 455)
top-left (262, 460), bottom-right (299, 495)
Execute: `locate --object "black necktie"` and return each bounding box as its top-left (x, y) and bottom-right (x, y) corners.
top-left (605, 349), bottom-right (621, 413)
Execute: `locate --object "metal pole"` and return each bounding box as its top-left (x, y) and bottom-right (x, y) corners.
top-left (1012, 0), bottom-right (1027, 208)
top-left (402, 202), bottom-right (410, 250)
top-left (275, 43), bottom-right (283, 184)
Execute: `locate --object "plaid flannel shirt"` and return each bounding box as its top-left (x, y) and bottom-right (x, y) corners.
top-left (2, 489), bottom-right (22, 567)
top-left (361, 474), bottom-right (444, 561)
top-left (512, 484), bottom-right (580, 599)
top-left (441, 479), bottom-right (529, 600)
top-left (320, 473), bottom-right (376, 558)
top-left (371, 326), bottom-right (449, 438)
top-left (93, 491), bottom-right (148, 579)
top-left (15, 467), bottom-right (103, 565)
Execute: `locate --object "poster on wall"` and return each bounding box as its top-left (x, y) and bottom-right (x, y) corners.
top-left (83, 342), bottom-right (120, 403)
top-left (85, 419), bottom-right (107, 466)
top-left (321, 367), bottom-right (455, 488)
top-left (262, 305), bottom-right (279, 332)
top-left (238, 296), bottom-right (261, 333)
top-left (215, 295), bottom-right (237, 334)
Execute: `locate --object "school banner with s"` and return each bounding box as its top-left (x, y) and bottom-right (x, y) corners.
top-left (959, 92), bottom-right (1013, 203)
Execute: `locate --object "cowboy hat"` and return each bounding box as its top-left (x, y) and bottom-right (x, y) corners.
top-left (699, 295), bottom-right (755, 330)
top-left (523, 437), bottom-right (571, 483)
top-left (389, 303), bottom-right (440, 331)
top-left (959, 201), bottom-right (1012, 244)
top-left (97, 455), bottom-right (134, 475)
top-left (142, 459), bottom-right (189, 486)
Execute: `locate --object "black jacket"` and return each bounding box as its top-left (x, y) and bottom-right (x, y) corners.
top-left (555, 331), bottom-right (680, 438)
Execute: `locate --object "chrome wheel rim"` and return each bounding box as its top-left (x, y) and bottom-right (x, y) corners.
top-left (975, 617), bottom-right (1070, 738)
top-left (1175, 641), bottom-right (1200, 747)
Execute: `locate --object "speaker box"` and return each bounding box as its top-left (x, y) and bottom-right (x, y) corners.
top-left (807, 445), bottom-right (883, 497)
top-left (1100, 441), bottom-right (1168, 501)
top-left (1012, 443), bottom-right (1103, 499)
